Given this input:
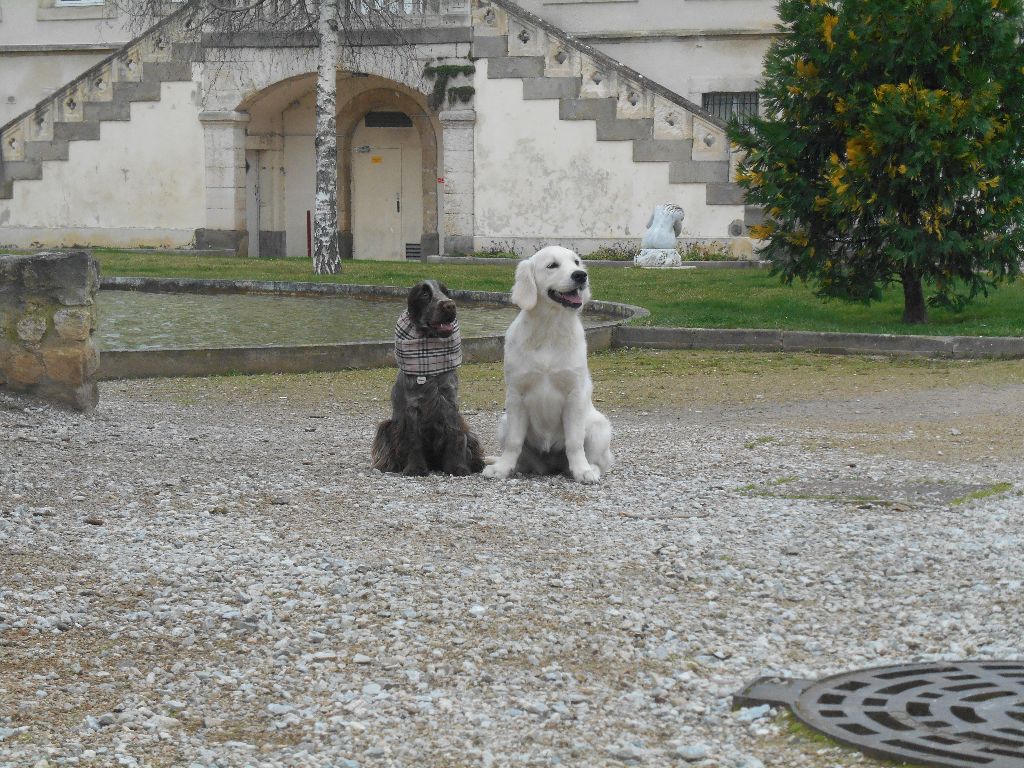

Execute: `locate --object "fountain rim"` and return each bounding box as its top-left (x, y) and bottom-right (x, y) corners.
top-left (97, 277), bottom-right (649, 380)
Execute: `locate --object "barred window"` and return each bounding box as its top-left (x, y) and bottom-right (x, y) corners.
top-left (702, 91), bottom-right (760, 127)
top-left (365, 111), bottom-right (413, 128)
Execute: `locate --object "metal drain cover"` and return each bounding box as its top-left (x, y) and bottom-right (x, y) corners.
top-left (735, 660), bottom-right (1024, 768)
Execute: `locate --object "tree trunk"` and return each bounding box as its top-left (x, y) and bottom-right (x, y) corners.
top-left (901, 267), bottom-right (928, 324)
top-left (313, 0), bottom-right (340, 275)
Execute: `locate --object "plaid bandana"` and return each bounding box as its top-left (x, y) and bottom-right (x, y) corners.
top-left (394, 309), bottom-right (463, 378)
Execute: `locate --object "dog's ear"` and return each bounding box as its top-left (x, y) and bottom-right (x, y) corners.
top-left (408, 281), bottom-right (431, 318)
top-left (511, 259), bottom-right (538, 311)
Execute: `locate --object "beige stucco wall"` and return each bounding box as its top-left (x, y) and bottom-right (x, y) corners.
top-left (0, 81), bottom-right (205, 249)
top-left (472, 61), bottom-right (743, 247)
top-left (599, 37), bottom-right (773, 105)
top-left (520, 0), bottom-right (777, 34)
top-left (0, 0), bottom-right (131, 125)
top-left (1, 52), bottom-right (112, 126)
top-left (507, 0), bottom-right (777, 105)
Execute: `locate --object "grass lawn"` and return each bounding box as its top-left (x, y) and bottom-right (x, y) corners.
top-left (93, 250), bottom-right (1024, 337)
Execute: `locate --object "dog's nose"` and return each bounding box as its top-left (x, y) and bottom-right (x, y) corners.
top-left (440, 299), bottom-right (456, 318)
top-left (571, 270), bottom-right (588, 285)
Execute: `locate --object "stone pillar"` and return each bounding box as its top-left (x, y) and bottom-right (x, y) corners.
top-left (0, 251), bottom-right (100, 411)
top-left (439, 108), bottom-right (476, 256)
top-left (197, 111), bottom-right (250, 254)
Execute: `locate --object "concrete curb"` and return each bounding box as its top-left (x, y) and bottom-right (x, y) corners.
top-left (422, 256), bottom-right (769, 269)
top-left (96, 278), bottom-right (1024, 379)
top-left (613, 327), bottom-right (1024, 360)
top-left (97, 277), bottom-right (647, 379)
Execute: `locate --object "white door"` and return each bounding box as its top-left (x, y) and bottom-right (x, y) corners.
top-left (353, 147), bottom-right (403, 260)
top-left (284, 135), bottom-right (315, 259)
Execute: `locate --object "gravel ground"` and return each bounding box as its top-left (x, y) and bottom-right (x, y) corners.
top-left (1, 352), bottom-right (1022, 768)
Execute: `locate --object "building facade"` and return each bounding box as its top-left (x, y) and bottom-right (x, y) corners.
top-left (0, 0), bottom-right (778, 258)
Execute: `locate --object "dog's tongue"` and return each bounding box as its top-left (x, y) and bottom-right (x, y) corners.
top-left (435, 322), bottom-right (455, 333)
top-left (560, 290), bottom-right (582, 306)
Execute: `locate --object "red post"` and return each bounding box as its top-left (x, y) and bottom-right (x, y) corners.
top-left (306, 210), bottom-right (312, 260)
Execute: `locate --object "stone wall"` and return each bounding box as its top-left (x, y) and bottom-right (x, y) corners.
top-left (0, 251), bottom-right (100, 411)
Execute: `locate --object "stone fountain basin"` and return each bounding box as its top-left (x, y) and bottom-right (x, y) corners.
top-left (97, 277), bottom-right (648, 380)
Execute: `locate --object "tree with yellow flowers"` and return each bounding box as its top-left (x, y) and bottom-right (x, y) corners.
top-left (732, 0), bottom-right (1024, 323)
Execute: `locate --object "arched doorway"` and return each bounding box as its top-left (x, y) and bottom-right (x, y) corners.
top-left (339, 87), bottom-right (439, 260)
top-left (349, 110), bottom-right (423, 260)
top-left (241, 75), bottom-right (440, 260)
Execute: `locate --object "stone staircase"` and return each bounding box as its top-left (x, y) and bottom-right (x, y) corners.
top-left (0, 6), bottom-right (197, 200)
top-left (472, 0), bottom-right (759, 234)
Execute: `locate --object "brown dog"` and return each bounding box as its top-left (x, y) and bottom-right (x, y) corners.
top-left (371, 280), bottom-right (484, 476)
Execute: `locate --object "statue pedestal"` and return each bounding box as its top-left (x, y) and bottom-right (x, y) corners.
top-left (635, 249), bottom-right (681, 267)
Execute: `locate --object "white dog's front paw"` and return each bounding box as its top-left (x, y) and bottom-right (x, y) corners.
top-left (572, 464), bottom-right (601, 484)
top-left (482, 462), bottom-right (513, 480)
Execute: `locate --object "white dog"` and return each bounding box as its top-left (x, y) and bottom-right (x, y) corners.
top-left (482, 246), bottom-right (613, 484)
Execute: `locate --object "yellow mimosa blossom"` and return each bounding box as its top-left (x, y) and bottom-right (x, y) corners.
top-left (795, 59), bottom-right (820, 78)
top-left (736, 169), bottom-right (763, 186)
top-left (822, 14), bottom-right (839, 49)
top-left (845, 136), bottom-right (871, 167)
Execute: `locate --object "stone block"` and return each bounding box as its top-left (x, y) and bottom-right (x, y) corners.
top-left (443, 171), bottom-right (474, 196)
top-left (195, 228), bottom-right (245, 253)
top-left (472, 35), bottom-right (508, 58)
top-left (84, 344), bottom-right (100, 377)
top-left (444, 234), bottom-right (474, 255)
top-left (7, 350), bottom-right (45, 386)
top-left (443, 149), bottom-right (474, 173)
top-left (486, 56), bottom-right (544, 79)
top-left (53, 308), bottom-right (94, 341)
top-left (0, 251), bottom-right (99, 410)
top-left (635, 249), bottom-right (681, 268)
top-left (420, 232), bottom-right (441, 256)
top-left (706, 182), bottom-right (747, 206)
top-left (0, 255), bottom-right (20, 286)
top-left (36, 379), bottom-right (99, 412)
top-left (42, 346), bottom-right (90, 385)
top-left (16, 314), bottom-right (48, 344)
top-left (17, 251), bottom-right (99, 306)
top-left (443, 129), bottom-right (475, 153)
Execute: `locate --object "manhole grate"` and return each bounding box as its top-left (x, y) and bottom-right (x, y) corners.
top-left (735, 660), bottom-right (1024, 768)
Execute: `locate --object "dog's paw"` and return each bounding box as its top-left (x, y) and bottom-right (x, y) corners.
top-left (572, 464), bottom-right (601, 484)
top-left (482, 463), bottom-right (512, 480)
top-left (402, 463), bottom-right (429, 477)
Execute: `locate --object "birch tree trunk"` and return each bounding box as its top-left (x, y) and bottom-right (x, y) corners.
top-left (313, 0), bottom-right (340, 274)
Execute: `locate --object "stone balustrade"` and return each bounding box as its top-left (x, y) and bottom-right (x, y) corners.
top-left (0, 251), bottom-right (100, 411)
